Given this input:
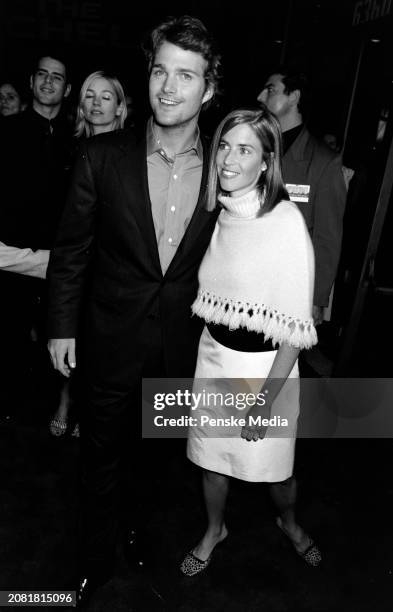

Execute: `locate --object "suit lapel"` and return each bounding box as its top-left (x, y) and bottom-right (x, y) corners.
top-left (287, 126), bottom-right (309, 160)
top-left (115, 131), bottom-right (162, 275)
top-left (283, 127), bottom-right (313, 182)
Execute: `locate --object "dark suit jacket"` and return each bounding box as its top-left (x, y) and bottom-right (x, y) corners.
top-left (0, 107), bottom-right (73, 250)
top-left (47, 126), bottom-right (218, 385)
top-left (282, 127), bottom-right (347, 307)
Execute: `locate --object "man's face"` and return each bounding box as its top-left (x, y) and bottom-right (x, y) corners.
top-left (257, 73), bottom-right (291, 119)
top-left (149, 41), bottom-right (213, 129)
top-left (30, 57), bottom-right (70, 109)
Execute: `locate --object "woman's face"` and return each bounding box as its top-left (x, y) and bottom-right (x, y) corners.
top-left (0, 84), bottom-right (22, 116)
top-left (216, 123), bottom-right (265, 197)
top-left (82, 77), bottom-right (122, 134)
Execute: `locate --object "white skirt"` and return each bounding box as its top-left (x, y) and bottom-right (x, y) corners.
top-left (187, 326), bottom-right (300, 482)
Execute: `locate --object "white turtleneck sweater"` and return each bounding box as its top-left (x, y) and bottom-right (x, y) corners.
top-left (192, 190), bottom-right (317, 349)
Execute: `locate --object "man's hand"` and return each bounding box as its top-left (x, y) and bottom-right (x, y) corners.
top-left (241, 405), bottom-right (271, 442)
top-left (312, 305), bottom-right (324, 326)
top-left (48, 338), bottom-right (76, 378)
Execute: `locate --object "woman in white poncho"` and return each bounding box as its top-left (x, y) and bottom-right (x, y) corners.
top-left (180, 106), bottom-right (322, 577)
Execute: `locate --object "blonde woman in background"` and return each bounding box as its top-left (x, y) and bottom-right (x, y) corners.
top-left (74, 70), bottom-right (127, 137)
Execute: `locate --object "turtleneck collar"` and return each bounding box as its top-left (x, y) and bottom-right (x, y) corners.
top-left (218, 189), bottom-right (262, 218)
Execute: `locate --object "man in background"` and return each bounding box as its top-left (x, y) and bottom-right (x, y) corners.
top-left (257, 67), bottom-right (346, 328)
top-left (0, 52), bottom-right (73, 422)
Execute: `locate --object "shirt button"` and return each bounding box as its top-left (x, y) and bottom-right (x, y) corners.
top-left (170, 206), bottom-right (176, 212)
top-left (168, 237), bottom-right (173, 244)
top-left (173, 174), bottom-right (178, 180)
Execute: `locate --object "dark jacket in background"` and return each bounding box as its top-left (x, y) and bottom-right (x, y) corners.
top-left (282, 126), bottom-right (347, 307)
top-left (0, 106), bottom-right (73, 413)
top-left (0, 106), bottom-right (73, 249)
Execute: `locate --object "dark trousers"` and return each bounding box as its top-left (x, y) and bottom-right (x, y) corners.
top-left (0, 272), bottom-right (38, 416)
top-left (78, 315), bottom-right (167, 577)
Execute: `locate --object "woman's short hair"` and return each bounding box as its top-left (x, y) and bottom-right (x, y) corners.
top-left (143, 15), bottom-right (222, 108)
top-left (206, 106), bottom-right (289, 213)
top-left (75, 70), bottom-right (127, 138)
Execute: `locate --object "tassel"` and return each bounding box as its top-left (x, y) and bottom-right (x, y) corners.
top-left (221, 305), bottom-right (232, 326)
top-left (228, 307), bottom-right (242, 330)
top-left (191, 290), bottom-right (317, 349)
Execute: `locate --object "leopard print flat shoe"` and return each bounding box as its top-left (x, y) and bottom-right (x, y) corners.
top-left (297, 538), bottom-right (322, 567)
top-left (276, 517), bottom-right (322, 567)
top-left (180, 550), bottom-right (212, 577)
top-left (49, 418), bottom-right (68, 437)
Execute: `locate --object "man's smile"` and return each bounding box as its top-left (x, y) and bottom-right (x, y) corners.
top-left (158, 97), bottom-right (180, 106)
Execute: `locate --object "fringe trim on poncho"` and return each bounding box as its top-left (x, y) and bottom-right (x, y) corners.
top-left (192, 290), bottom-right (317, 350)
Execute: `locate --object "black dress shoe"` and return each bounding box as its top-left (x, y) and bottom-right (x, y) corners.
top-left (124, 528), bottom-right (148, 570)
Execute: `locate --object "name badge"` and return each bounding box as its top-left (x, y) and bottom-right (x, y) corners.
top-left (286, 183), bottom-right (310, 203)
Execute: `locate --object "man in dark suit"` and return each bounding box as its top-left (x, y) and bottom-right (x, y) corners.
top-left (0, 52), bottom-right (73, 423)
top-left (257, 68), bottom-right (346, 326)
top-left (47, 16), bottom-right (221, 600)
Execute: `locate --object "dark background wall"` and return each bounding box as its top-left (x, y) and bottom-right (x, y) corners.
top-left (1, 0), bottom-right (384, 136)
top-left (1, 0), bottom-right (392, 176)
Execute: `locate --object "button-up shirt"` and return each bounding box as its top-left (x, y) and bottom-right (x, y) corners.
top-left (146, 118), bottom-right (203, 274)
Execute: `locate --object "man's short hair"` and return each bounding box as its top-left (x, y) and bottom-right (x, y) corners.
top-left (31, 49), bottom-right (71, 84)
top-left (143, 15), bottom-right (222, 106)
top-left (271, 65), bottom-right (310, 118)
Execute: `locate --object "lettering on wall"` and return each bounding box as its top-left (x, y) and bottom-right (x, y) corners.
top-left (352, 0), bottom-right (392, 25)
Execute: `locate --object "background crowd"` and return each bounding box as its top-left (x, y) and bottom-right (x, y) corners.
top-left (0, 56), bottom-right (134, 430)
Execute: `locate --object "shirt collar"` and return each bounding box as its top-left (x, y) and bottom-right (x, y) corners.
top-left (27, 106), bottom-right (66, 129)
top-left (146, 117), bottom-right (203, 161)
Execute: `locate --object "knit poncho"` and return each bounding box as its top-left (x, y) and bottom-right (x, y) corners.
top-left (192, 190), bottom-right (317, 349)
